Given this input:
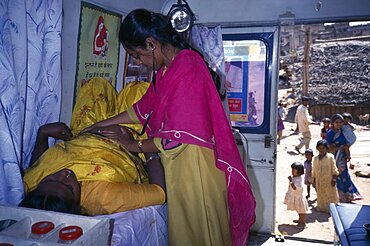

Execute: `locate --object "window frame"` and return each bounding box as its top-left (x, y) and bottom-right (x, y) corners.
top-left (223, 32), bottom-right (274, 134)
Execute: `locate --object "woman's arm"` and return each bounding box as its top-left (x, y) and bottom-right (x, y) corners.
top-left (99, 126), bottom-right (165, 192)
top-left (145, 153), bottom-right (166, 194)
top-left (96, 125), bottom-right (160, 153)
top-left (80, 111), bottom-right (134, 134)
top-left (91, 127), bottom-right (166, 195)
top-left (124, 138), bottom-right (159, 153)
top-left (30, 123), bottom-right (73, 167)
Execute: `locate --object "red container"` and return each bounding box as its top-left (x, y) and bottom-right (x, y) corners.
top-left (58, 225), bottom-right (83, 244)
top-left (30, 221), bottom-right (55, 239)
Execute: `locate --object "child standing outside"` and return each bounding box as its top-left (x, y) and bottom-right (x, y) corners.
top-left (320, 117), bottom-right (331, 139)
top-left (284, 162), bottom-right (309, 228)
top-left (303, 148), bottom-right (314, 199)
top-left (312, 140), bottom-right (339, 213)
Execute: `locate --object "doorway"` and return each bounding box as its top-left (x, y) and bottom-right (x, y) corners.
top-left (275, 20), bottom-right (370, 242)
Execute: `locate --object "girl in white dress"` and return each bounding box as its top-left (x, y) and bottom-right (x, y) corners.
top-left (284, 162), bottom-right (309, 228)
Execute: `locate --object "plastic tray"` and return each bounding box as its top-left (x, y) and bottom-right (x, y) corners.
top-left (0, 205), bottom-right (112, 245)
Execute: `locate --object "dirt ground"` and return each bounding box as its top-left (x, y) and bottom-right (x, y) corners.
top-left (275, 121), bottom-right (370, 242)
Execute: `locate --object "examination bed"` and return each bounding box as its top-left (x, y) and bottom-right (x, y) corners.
top-left (98, 204), bottom-right (168, 246)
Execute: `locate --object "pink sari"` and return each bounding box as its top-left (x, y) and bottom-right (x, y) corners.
top-left (133, 50), bottom-right (256, 245)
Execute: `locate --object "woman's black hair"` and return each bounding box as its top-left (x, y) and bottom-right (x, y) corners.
top-left (316, 139), bottom-right (329, 150)
top-left (119, 9), bottom-right (226, 100)
top-left (291, 162), bottom-right (304, 176)
top-left (119, 9), bottom-right (190, 52)
top-left (331, 114), bottom-right (344, 123)
top-left (19, 189), bottom-right (80, 215)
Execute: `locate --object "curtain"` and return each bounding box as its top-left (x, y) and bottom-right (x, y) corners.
top-left (190, 25), bottom-right (225, 71)
top-left (0, 0), bottom-right (62, 205)
top-left (190, 25), bottom-right (229, 116)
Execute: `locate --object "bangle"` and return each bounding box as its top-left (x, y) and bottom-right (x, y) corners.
top-left (146, 155), bottom-right (160, 164)
top-left (137, 140), bottom-right (143, 152)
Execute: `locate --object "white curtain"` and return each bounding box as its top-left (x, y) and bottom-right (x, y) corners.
top-left (190, 25), bottom-right (227, 97)
top-left (190, 25), bottom-right (225, 71)
top-left (190, 25), bottom-right (229, 117)
top-left (0, 0), bottom-right (62, 205)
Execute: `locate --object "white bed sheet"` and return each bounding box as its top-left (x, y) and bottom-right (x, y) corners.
top-left (97, 204), bottom-right (168, 246)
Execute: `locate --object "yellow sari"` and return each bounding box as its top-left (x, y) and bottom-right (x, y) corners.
top-left (24, 78), bottom-right (150, 192)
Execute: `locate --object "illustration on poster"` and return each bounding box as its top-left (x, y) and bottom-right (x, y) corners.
top-left (93, 16), bottom-right (109, 57)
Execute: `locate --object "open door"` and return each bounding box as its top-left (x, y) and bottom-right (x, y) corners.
top-left (222, 26), bottom-right (279, 234)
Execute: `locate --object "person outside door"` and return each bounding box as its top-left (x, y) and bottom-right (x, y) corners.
top-left (294, 96), bottom-right (313, 153)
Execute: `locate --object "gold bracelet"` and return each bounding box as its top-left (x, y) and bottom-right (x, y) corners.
top-left (137, 140), bottom-right (143, 152)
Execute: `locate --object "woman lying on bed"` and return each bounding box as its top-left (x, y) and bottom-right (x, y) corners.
top-left (19, 77), bottom-right (166, 215)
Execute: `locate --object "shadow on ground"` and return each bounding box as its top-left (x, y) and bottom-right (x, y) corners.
top-left (278, 224), bottom-right (305, 235)
top-left (277, 201), bottom-right (331, 237)
top-left (287, 150), bottom-right (300, 155)
top-left (306, 208), bottom-right (330, 223)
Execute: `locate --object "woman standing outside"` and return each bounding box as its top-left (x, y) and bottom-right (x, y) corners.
top-left (326, 114), bottom-right (362, 202)
top-left (82, 9), bottom-right (256, 246)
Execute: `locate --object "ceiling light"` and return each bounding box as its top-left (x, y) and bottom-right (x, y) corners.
top-left (167, 0), bottom-right (195, 33)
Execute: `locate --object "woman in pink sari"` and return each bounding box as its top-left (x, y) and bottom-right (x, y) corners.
top-left (82, 9), bottom-right (255, 246)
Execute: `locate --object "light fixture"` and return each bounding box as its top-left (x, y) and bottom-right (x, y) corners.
top-left (167, 0), bottom-right (195, 33)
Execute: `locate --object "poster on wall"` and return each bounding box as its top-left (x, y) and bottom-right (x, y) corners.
top-left (74, 2), bottom-right (122, 103)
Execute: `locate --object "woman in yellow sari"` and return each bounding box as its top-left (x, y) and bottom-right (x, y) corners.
top-left (20, 77), bottom-right (166, 215)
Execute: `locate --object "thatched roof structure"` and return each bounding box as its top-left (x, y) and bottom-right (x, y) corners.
top-left (283, 41), bottom-right (370, 106)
